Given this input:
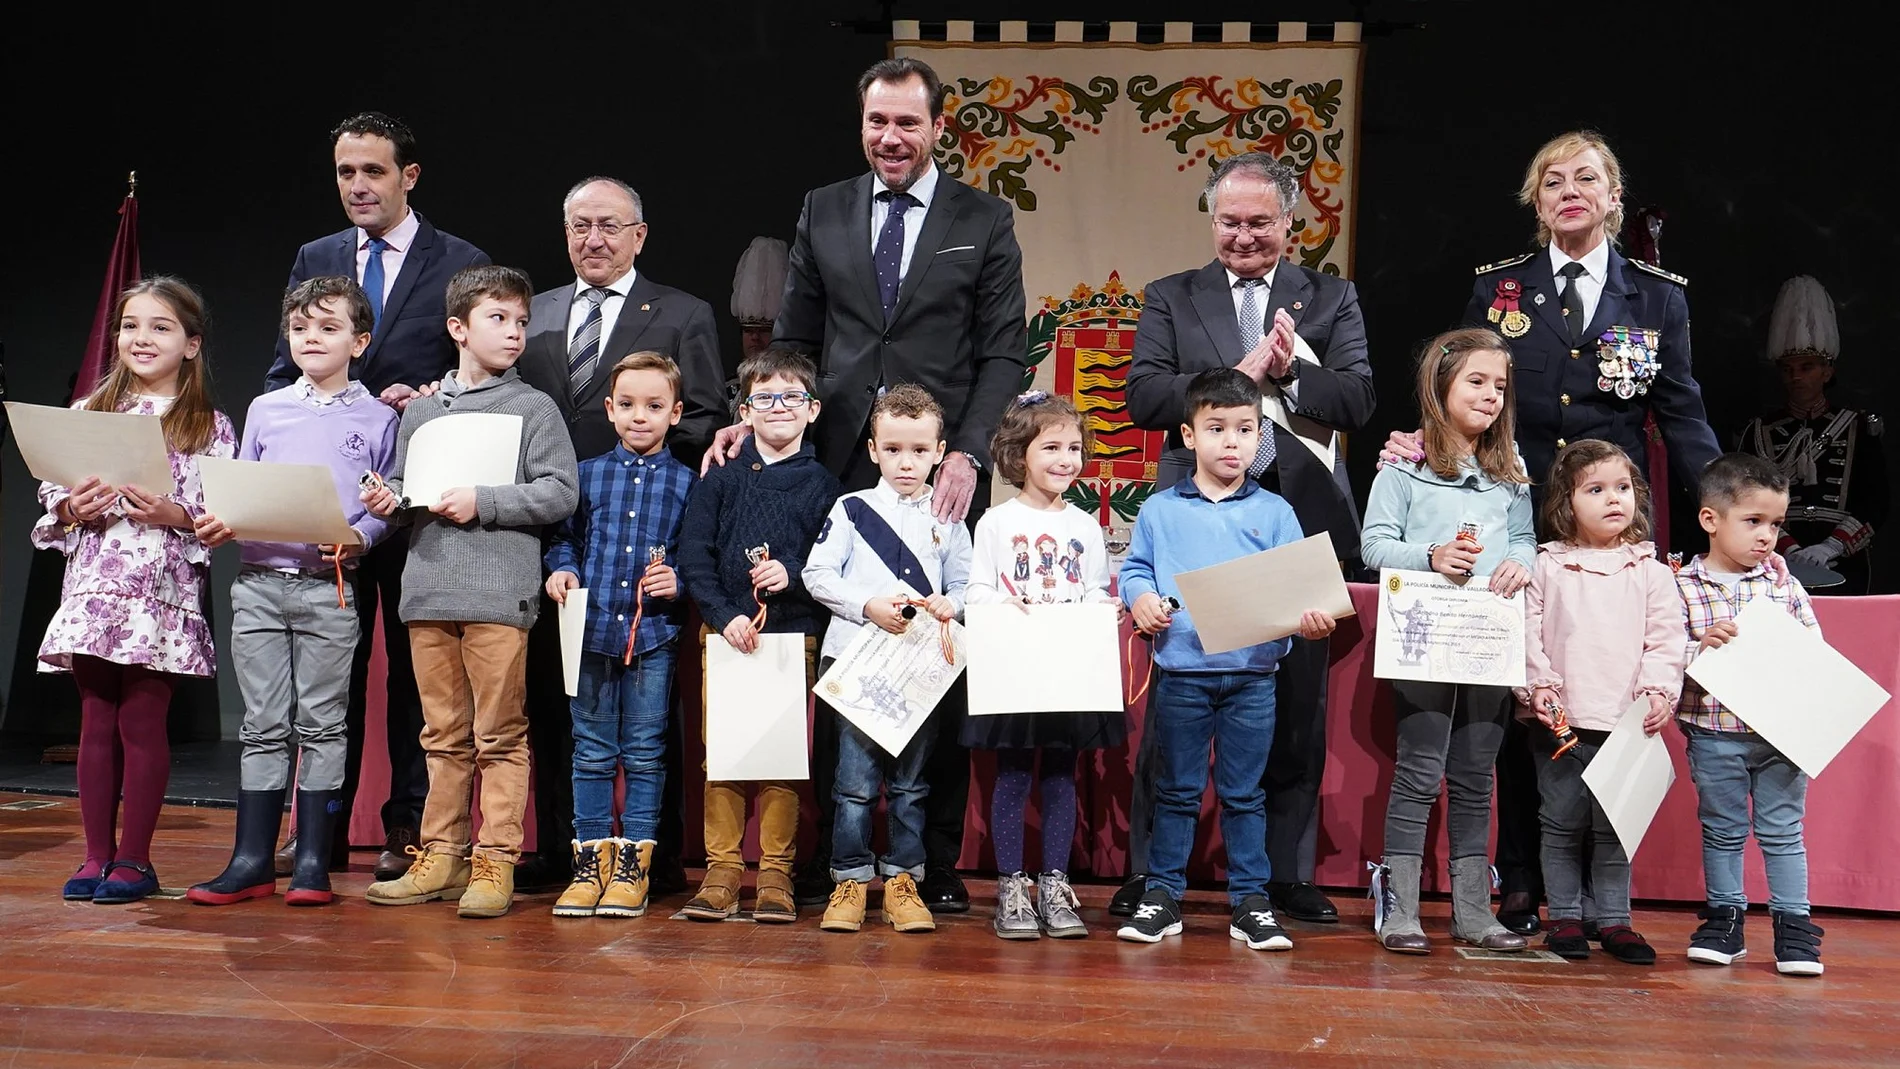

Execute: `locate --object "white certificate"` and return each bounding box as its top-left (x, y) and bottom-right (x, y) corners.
top-left (198, 458), bottom-right (361, 546)
top-left (1172, 534), bottom-right (1355, 656)
top-left (706, 633), bottom-right (809, 781)
top-left (1685, 598), bottom-right (1893, 778)
top-left (1581, 699), bottom-right (1677, 860)
top-left (400, 412), bottom-right (522, 506)
top-left (1373, 569), bottom-right (1526, 687)
top-left (1259, 333), bottom-right (1336, 472)
top-left (557, 589), bottom-right (589, 698)
top-left (815, 618), bottom-right (967, 757)
top-left (5, 401), bottom-right (173, 493)
top-left (965, 602), bottom-right (1123, 715)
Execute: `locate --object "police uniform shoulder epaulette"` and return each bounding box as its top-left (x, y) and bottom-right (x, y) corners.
top-left (1474, 253), bottom-right (1536, 275)
top-left (1628, 259), bottom-right (1689, 286)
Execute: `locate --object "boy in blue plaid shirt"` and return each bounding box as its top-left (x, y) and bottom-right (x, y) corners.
top-left (1675, 453), bottom-right (1826, 976)
top-left (544, 353), bottom-right (695, 919)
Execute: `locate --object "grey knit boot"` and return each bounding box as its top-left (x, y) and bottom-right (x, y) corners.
top-left (1376, 855), bottom-right (1430, 954)
top-left (1449, 855), bottom-right (1527, 952)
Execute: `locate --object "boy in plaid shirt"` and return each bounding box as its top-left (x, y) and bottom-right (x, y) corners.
top-left (544, 353), bottom-right (695, 919)
top-left (1675, 453), bottom-right (1825, 976)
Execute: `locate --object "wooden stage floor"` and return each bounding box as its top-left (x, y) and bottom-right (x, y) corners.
top-left (2, 792), bottom-right (1894, 1068)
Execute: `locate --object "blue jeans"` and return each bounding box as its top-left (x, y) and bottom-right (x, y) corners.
top-left (1146, 669), bottom-right (1276, 905)
top-left (570, 646), bottom-right (677, 842)
top-left (1683, 725), bottom-right (1810, 913)
top-left (829, 716), bottom-right (934, 883)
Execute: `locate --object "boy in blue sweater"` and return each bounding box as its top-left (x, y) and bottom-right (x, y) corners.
top-left (677, 348), bottom-right (842, 922)
top-left (1117, 368), bottom-right (1338, 949)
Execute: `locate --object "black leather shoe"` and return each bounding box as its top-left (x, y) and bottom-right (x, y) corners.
top-left (511, 851), bottom-right (572, 894)
top-left (918, 867), bottom-right (970, 914)
top-left (372, 825), bottom-right (419, 883)
top-left (1498, 890), bottom-right (1542, 935)
top-left (1108, 873), bottom-right (1148, 918)
top-left (1267, 881), bottom-right (1339, 923)
top-left (649, 854), bottom-right (689, 898)
top-left (793, 866), bottom-right (835, 907)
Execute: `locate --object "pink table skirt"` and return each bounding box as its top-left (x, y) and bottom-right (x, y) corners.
top-left (346, 588), bottom-right (1900, 909)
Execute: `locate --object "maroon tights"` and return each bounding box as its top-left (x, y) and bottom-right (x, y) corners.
top-left (71, 656), bottom-right (175, 880)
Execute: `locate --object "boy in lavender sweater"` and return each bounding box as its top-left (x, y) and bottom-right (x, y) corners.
top-left (189, 277), bottom-right (398, 907)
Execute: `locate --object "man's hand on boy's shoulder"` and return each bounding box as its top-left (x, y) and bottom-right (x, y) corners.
top-left (546, 570), bottom-right (580, 604)
top-left (700, 423), bottom-right (752, 476)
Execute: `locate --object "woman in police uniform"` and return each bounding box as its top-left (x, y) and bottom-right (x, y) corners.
top-left (1385, 131), bottom-right (1724, 935)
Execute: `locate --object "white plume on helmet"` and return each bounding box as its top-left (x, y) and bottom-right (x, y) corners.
top-left (731, 237), bottom-right (790, 326)
top-left (1766, 275), bottom-right (1839, 364)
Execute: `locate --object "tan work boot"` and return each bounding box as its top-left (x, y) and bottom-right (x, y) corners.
top-left (552, 839), bottom-right (616, 918)
top-left (596, 839), bottom-right (655, 919)
top-left (882, 873), bottom-right (936, 933)
top-left (457, 851), bottom-right (516, 919)
top-left (365, 846), bottom-right (470, 906)
top-left (681, 863), bottom-right (743, 921)
top-left (753, 868), bottom-right (798, 924)
top-left (821, 879), bottom-right (868, 932)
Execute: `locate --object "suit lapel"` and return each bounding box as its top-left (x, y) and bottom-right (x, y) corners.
top-left (1265, 263), bottom-right (1311, 332)
top-left (1587, 249), bottom-right (1636, 343)
top-left (602, 275), bottom-right (660, 361)
top-left (534, 284), bottom-right (577, 410)
top-left (1188, 261), bottom-right (1245, 367)
top-left (362, 212), bottom-right (435, 370)
top-left (847, 175), bottom-right (882, 320)
top-left (1523, 249), bottom-right (1568, 342)
top-left (890, 179), bottom-right (960, 326)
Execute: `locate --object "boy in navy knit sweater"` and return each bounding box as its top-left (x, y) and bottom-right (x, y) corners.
top-left (677, 348), bottom-right (841, 922)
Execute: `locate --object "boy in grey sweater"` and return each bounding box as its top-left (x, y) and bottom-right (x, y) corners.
top-left (361, 265), bottom-right (579, 919)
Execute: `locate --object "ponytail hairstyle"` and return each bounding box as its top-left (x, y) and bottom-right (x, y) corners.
top-left (85, 276), bottom-right (221, 455)
top-left (1414, 326), bottom-right (1526, 486)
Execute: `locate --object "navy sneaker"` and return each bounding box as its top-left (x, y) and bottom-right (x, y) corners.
top-left (1229, 894), bottom-right (1294, 951)
top-left (1772, 911), bottom-right (1825, 977)
top-left (1686, 906), bottom-right (1746, 966)
top-left (1116, 888), bottom-right (1183, 943)
top-left (92, 861), bottom-right (160, 905)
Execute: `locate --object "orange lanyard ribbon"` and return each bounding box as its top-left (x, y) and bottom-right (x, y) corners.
top-left (746, 543), bottom-right (772, 631)
top-left (624, 546), bottom-right (669, 666)
top-left (900, 597), bottom-right (958, 665)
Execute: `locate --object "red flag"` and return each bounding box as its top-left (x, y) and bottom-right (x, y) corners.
top-left (70, 182), bottom-right (142, 403)
top-left (1625, 206), bottom-right (1671, 554)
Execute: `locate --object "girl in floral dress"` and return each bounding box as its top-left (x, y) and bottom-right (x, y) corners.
top-left (36, 277), bottom-right (236, 904)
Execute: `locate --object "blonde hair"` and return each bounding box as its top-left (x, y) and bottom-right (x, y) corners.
top-left (1415, 327), bottom-right (1527, 486)
top-left (85, 276), bottom-right (221, 456)
top-left (1517, 130), bottom-right (1624, 248)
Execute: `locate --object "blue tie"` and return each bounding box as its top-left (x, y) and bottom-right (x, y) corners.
top-left (874, 191), bottom-right (916, 321)
top-left (362, 236), bottom-right (390, 333)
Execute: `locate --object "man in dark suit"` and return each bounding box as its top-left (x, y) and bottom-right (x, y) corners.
top-left (512, 176), bottom-right (723, 892)
top-left (1122, 152), bottom-right (1376, 925)
top-left (262, 112), bottom-right (489, 881)
top-left (706, 57), bottom-right (1027, 913)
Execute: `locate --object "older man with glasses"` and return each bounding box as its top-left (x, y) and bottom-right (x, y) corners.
top-left (513, 175), bottom-right (725, 895)
top-left (1123, 151), bottom-right (1377, 928)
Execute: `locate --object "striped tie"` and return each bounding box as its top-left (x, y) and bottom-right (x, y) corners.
top-left (568, 286), bottom-right (609, 401)
top-left (1236, 278), bottom-right (1278, 479)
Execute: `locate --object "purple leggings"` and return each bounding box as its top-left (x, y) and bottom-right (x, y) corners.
top-left (990, 747), bottom-right (1078, 875)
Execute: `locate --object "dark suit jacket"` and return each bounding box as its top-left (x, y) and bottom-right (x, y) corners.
top-left (263, 211), bottom-right (489, 395)
top-left (1464, 247), bottom-right (1719, 500)
top-left (1127, 260), bottom-right (1376, 560)
top-left (516, 274), bottom-right (725, 467)
top-left (773, 172), bottom-right (1026, 471)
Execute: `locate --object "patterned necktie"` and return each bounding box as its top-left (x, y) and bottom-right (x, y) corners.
top-left (362, 237), bottom-right (390, 333)
top-left (1236, 278), bottom-right (1278, 478)
top-left (1558, 261), bottom-right (1588, 344)
top-left (568, 286), bottom-right (610, 401)
top-left (874, 190), bottom-right (917, 321)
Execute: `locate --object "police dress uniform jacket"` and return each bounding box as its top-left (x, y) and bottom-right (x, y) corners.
top-left (1465, 246), bottom-right (1720, 500)
top-left (1740, 406), bottom-right (1888, 591)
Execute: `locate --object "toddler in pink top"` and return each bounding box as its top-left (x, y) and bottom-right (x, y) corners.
top-left (1519, 440), bottom-right (1687, 965)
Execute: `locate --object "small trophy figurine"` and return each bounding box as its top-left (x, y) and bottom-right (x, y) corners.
top-left (1453, 521), bottom-right (1483, 578)
top-left (1541, 697), bottom-right (1581, 759)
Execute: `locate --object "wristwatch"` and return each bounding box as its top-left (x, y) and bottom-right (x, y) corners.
top-left (1270, 361), bottom-right (1299, 389)
top-left (951, 450), bottom-right (983, 472)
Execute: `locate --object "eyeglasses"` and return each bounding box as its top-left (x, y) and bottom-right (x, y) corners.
top-left (565, 220), bottom-right (641, 238)
top-left (1213, 217), bottom-right (1284, 237)
top-left (744, 390), bottom-right (813, 410)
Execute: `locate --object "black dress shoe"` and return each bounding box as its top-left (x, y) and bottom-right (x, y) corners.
top-left (649, 854), bottom-right (689, 898)
top-left (1267, 881), bottom-right (1339, 923)
top-left (918, 867), bottom-right (970, 914)
top-left (1498, 890), bottom-right (1542, 935)
top-left (511, 851), bottom-right (572, 894)
top-left (372, 826), bottom-right (419, 883)
top-left (793, 866), bottom-right (835, 907)
top-left (1108, 873), bottom-right (1148, 918)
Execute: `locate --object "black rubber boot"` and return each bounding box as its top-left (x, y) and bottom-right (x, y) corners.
top-left (187, 788), bottom-right (287, 905)
top-left (286, 789), bottom-right (344, 906)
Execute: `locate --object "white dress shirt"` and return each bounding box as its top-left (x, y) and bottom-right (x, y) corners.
top-left (355, 208), bottom-right (420, 308)
top-left (1224, 263), bottom-right (1303, 407)
top-left (1548, 238), bottom-right (1610, 332)
top-left (566, 267), bottom-right (639, 353)
top-left (869, 163), bottom-right (942, 282)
